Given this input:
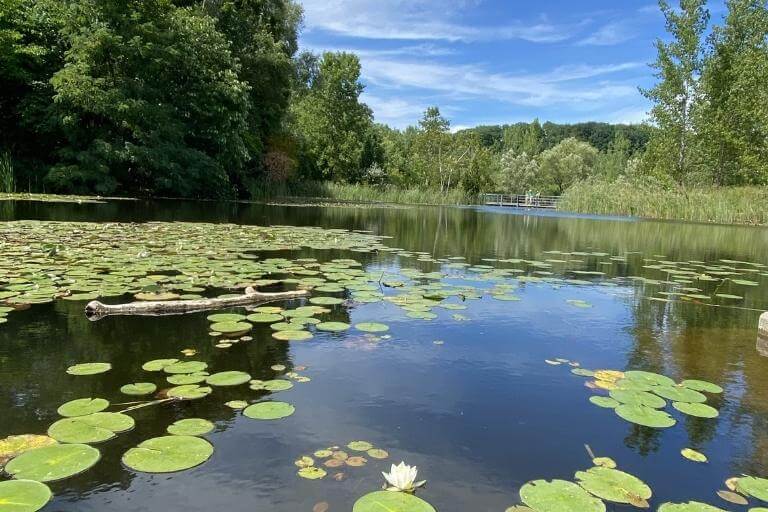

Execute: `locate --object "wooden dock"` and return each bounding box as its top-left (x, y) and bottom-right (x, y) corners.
top-left (482, 194), bottom-right (560, 209)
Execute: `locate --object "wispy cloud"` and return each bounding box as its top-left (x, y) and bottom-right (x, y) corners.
top-left (300, 0), bottom-right (579, 43)
top-left (579, 21), bottom-right (637, 46)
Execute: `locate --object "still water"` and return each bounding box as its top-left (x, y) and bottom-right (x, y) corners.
top-left (1, 199), bottom-right (768, 511)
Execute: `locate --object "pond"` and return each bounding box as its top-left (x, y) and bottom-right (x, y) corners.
top-left (1, 198), bottom-right (768, 512)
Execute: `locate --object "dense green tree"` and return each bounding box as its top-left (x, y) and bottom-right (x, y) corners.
top-left (594, 132), bottom-right (631, 180)
top-left (503, 119), bottom-right (544, 155)
top-left (498, 150), bottom-right (539, 194)
top-left (48, 0), bottom-right (250, 197)
top-left (291, 52), bottom-right (374, 181)
top-left (641, 0), bottom-right (710, 183)
top-left (699, 0), bottom-right (768, 185)
top-left (537, 138), bottom-right (598, 194)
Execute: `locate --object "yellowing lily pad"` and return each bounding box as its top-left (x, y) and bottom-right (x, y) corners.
top-left (367, 448), bottom-right (389, 459)
top-left (681, 448), bottom-right (708, 463)
top-left (122, 435), bottom-right (213, 473)
top-left (298, 467), bottom-right (327, 480)
top-left (347, 441), bottom-right (373, 451)
top-left (0, 436), bottom-right (58, 467)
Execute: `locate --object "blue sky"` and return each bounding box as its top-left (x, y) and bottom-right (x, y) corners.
top-left (298, 0), bottom-right (725, 130)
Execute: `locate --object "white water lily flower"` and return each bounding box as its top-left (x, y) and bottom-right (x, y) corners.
top-left (382, 461), bottom-right (427, 492)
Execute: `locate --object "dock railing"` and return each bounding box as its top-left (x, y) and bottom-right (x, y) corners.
top-left (481, 193), bottom-right (560, 209)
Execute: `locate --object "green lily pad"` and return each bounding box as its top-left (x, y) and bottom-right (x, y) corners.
top-left (167, 419), bottom-right (214, 437)
top-left (210, 321), bottom-right (252, 335)
top-left (520, 479), bottom-right (606, 512)
top-left (243, 402), bottom-right (295, 420)
top-left (5, 443), bottom-right (100, 482)
top-left (347, 441), bottom-right (373, 451)
top-left (57, 398), bottom-right (109, 418)
top-left (120, 383), bottom-right (157, 396)
top-left (167, 373), bottom-right (209, 385)
top-left (355, 322), bottom-right (389, 333)
top-left (259, 380), bottom-right (294, 392)
top-left (575, 467), bottom-right (652, 504)
top-left (316, 322), bottom-right (351, 332)
top-left (609, 389), bottom-right (667, 409)
top-left (623, 371), bottom-right (675, 387)
top-left (225, 400), bottom-right (248, 410)
top-left (736, 476), bottom-right (768, 501)
top-left (297, 466), bottom-right (327, 480)
top-left (589, 396), bottom-right (620, 409)
top-left (309, 297), bottom-right (344, 305)
top-left (353, 491), bottom-right (436, 512)
top-left (163, 361), bottom-right (208, 374)
top-left (680, 380), bottom-right (723, 394)
top-left (166, 385), bottom-right (213, 400)
top-left (272, 330), bottom-right (313, 341)
top-left (142, 359), bottom-right (179, 372)
top-left (0, 436), bottom-right (58, 466)
top-left (652, 386), bottom-right (707, 403)
top-left (672, 402), bottom-right (719, 418)
top-left (66, 363), bottom-right (111, 376)
top-left (206, 313), bottom-right (246, 323)
top-left (658, 502), bottom-right (728, 512)
top-left (48, 413), bottom-right (135, 444)
top-left (0, 480), bottom-right (52, 512)
top-left (245, 313), bottom-right (283, 323)
top-left (614, 404), bottom-right (676, 428)
top-left (206, 371), bottom-right (251, 387)
top-left (681, 448), bottom-right (708, 462)
top-left (122, 435), bottom-right (213, 473)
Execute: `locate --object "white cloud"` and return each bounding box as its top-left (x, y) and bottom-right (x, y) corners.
top-left (578, 21), bottom-right (636, 46)
top-left (300, 0), bottom-right (579, 43)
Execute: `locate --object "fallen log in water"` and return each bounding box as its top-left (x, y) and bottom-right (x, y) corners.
top-left (85, 287), bottom-right (308, 320)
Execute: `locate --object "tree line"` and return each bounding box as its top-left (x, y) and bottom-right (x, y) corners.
top-left (1, 0), bottom-right (766, 199)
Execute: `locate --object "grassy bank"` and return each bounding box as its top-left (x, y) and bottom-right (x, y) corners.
top-left (560, 180), bottom-right (768, 225)
top-left (249, 181), bottom-right (475, 205)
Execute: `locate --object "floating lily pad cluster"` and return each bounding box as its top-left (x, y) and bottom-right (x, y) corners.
top-left (295, 440), bottom-right (390, 481)
top-left (566, 367), bottom-right (723, 428)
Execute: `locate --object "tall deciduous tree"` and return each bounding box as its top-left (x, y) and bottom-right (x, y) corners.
top-left (699, 0), bottom-right (768, 185)
top-left (291, 52), bottom-right (374, 181)
top-left (537, 138), bottom-right (598, 194)
top-left (642, 0), bottom-right (709, 183)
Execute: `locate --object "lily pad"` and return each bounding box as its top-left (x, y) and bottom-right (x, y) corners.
top-left (347, 441), bottom-right (373, 451)
top-left (298, 467), bottom-right (327, 480)
top-left (272, 329), bottom-right (313, 341)
top-left (609, 389), bottom-right (667, 409)
top-left (206, 371), bottom-right (251, 387)
top-left (0, 480), bottom-right (52, 512)
top-left (367, 448), bottom-right (389, 459)
top-left (260, 380), bottom-right (294, 392)
top-left (243, 402), bottom-right (295, 420)
top-left (206, 313), bottom-right (246, 323)
top-left (142, 359), bottom-right (179, 372)
top-left (66, 363), bottom-right (111, 376)
top-left (589, 396), bottom-right (620, 409)
top-left (615, 404), bottom-right (676, 428)
top-left (5, 443), bottom-right (100, 482)
top-left (316, 322), bottom-right (351, 332)
top-left (166, 385), bottom-right (213, 400)
top-left (681, 380), bottom-right (723, 394)
top-left (652, 386), bottom-right (707, 403)
top-left (57, 398), bottom-right (109, 418)
top-left (245, 313), bottom-right (283, 323)
top-left (48, 413), bottom-right (135, 444)
top-left (163, 361), bottom-right (208, 374)
top-left (672, 402), bottom-right (719, 418)
top-left (353, 491), bottom-right (436, 512)
top-left (623, 370), bottom-right (675, 387)
top-left (520, 479), bottom-right (606, 512)
top-left (309, 297), bottom-right (344, 305)
top-left (658, 502), bottom-right (728, 512)
top-left (167, 373), bottom-right (209, 385)
top-left (210, 322), bottom-right (252, 335)
top-left (681, 448), bottom-right (708, 462)
top-left (737, 476), bottom-right (768, 501)
top-left (120, 383), bottom-right (157, 396)
top-left (122, 435), bottom-right (213, 473)
top-left (0, 436), bottom-right (58, 467)
top-left (575, 467), bottom-right (652, 505)
top-left (225, 400), bottom-right (248, 409)
top-left (167, 419), bottom-right (214, 437)
top-left (355, 322), bottom-right (389, 333)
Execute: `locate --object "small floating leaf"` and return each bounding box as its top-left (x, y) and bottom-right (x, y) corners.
top-left (672, 402), bottom-right (719, 419)
top-left (5, 444), bottom-right (100, 482)
top-left (167, 419), bottom-right (214, 437)
top-left (572, 369), bottom-right (595, 377)
top-left (0, 480), bottom-right (52, 512)
top-left (166, 385), bottom-right (212, 400)
top-left (681, 448), bottom-right (708, 463)
top-left (309, 297), bottom-right (344, 305)
top-left (294, 456), bottom-right (314, 468)
top-left (122, 435), bottom-right (213, 473)
top-left (316, 322), bottom-right (351, 332)
top-left (355, 323), bottom-right (389, 333)
top-left (57, 398), bottom-right (109, 418)
top-left (347, 441), bottom-right (373, 451)
top-left (243, 402), bottom-right (295, 420)
top-left (206, 371), bottom-right (251, 387)
top-left (225, 400), bottom-right (248, 410)
top-left (353, 491), bottom-right (436, 512)
top-left (142, 359), bottom-right (179, 372)
top-left (520, 479), bottom-right (606, 512)
top-left (120, 383), bottom-right (157, 396)
top-left (163, 361), bottom-right (208, 374)
top-left (272, 330), bottom-right (313, 341)
top-left (346, 456), bottom-right (367, 467)
top-left (167, 373), bottom-right (209, 385)
top-left (298, 466), bottom-right (326, 480)
top-left (210, 322), bottom-right (252, 335)
top-left (206, 313), bottom-right (246, 323)
top-left (66, 363), bottom-right (111, 376)
top-left (592, 457), bottom-right (616, 469)
top-left (367, 448), bottom-right (389, 459)
top-left (245, 313), bottom-right (283, 323)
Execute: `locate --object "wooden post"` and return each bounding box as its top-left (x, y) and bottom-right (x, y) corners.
top-left (758, 312), bottom-right (768, 357)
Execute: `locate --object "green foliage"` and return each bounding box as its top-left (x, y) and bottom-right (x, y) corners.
top-left (291, 52), bottom-right (374, 182)
top-left (498, 151), bottom-right (539, 194)
top-left (537, 138), bottom-right (598, 194)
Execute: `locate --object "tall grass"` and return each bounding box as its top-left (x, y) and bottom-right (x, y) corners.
top-left (0, 152), bottom-right (14, 193)
top-left (560, 179), bottom-right (768, 225)
top-left (249, 180), bottom-right (475, 205)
